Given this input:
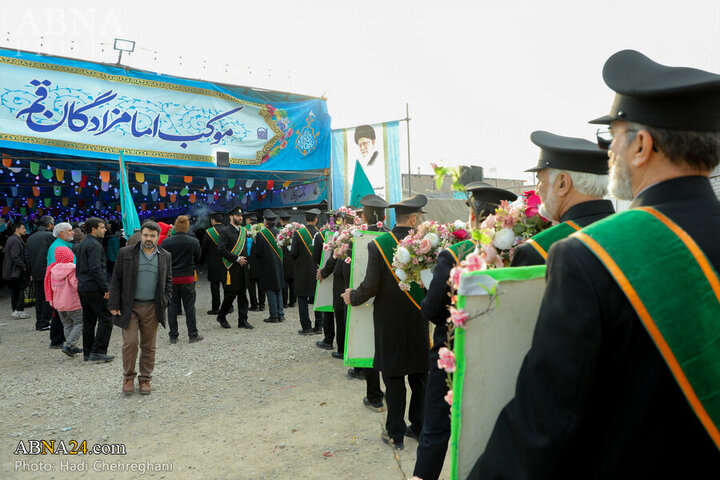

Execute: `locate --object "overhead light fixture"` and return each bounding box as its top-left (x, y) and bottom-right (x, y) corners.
top-left (113, 38), bottom-right (135, 65)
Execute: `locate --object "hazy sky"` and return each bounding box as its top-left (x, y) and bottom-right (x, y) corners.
top-left (2, 0), bottom-right (719, 183)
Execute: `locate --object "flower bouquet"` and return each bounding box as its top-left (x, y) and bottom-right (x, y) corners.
top-left (392, 221), bottom-right (452, 290)
top-left (246, 223), bottom-right (264, 239)
top-left (276, 222), bottom-right (303, 248)
top-left (446, 219), bottom-right (471, 245)
top-left (323, 225), bottom-right (356, 264)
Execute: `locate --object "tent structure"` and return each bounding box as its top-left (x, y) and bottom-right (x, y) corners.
top-left (0, 48), bottom-right (332, 224)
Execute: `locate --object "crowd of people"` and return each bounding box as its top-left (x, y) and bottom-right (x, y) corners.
top-left (2, 48), bottom-right (720, 478)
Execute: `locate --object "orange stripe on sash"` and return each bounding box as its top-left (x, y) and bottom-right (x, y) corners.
top-left (566, 220), bottom-right (581, 231)
top-left (574, 230), bottom-right (720, 449)
top-left (526, 239), bottom-right (548, 260)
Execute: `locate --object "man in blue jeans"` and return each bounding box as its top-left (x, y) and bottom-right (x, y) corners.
top-left (254, 210), bottom-right (285, 324)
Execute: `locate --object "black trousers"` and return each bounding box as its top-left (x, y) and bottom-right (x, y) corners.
top-left (383, 372), bottom-right (427, 443)
top-left (79, 290), bottom-right (113, 356)
top-left (322, 311), bottom-right (335, 344)
top-left (334, 304), bottom-right (347, 353)
top-left (297, 296), bottom-right (323, 331)
top-left (219, 286), bottom-right (249, 324)
top-left (50, 309), bottom-right (66, 346)
top-left (168, 283), bottom-right (198, 339)
top-left (413, 361), bottom-right (451, 480)
top-left (210, 280), bottom-right (222, 311)
top-left (363, 367), bottom-right (384, 405)
top-left (9, 277), bottom-right (26, 311)
top-left (248, 278), bottom-right (265, 308)
top-left (32, 279), bottom-right (51, 329)
top-left (282, 278), bottom-right (295, 306)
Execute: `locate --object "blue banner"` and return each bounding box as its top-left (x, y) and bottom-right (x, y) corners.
top-left (0, 49), bottom-right (331, 172)
top-left (331, 121), bottom-right (401, 224)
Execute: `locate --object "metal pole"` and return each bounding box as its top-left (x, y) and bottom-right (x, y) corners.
top-left (406, 102), bottom-right (411, 196)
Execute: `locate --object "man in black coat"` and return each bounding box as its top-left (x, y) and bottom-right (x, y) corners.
top-left (291, 208), bottom-right (323, 335)
top-left (254, 209), bottom-right (285, 323)
top-left (202, 211), bottom-right (226, 314)
top-left (511, 131), bottom-right (615, 267)
top-left (413, 185), bottom-right (516, 480)
top-left (109, 220), bottom-right (172, 395)
top-left (245, 212), bottom-right (265, 312)
top-left (343, 194), bottom-right (431, 451)
top-left (25, 215), bottom-right (54, 332)
top-left (316, 210), bottom-right (346, 353)
top-left (472, 50), bottom-right (720, 479)
top-left (2, 222), bottom-right (29, 319)
top-left (216, 206), bottom-right (253, 329)
top-left (278, 211), bottom-right (296, 308)
top-left (76, 217), bottom-right (114, 362)
top-left (162, 215), bottom-right (203, 344)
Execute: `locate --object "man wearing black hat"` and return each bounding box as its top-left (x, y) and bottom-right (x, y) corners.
top-left (254, 209), bottom-right (285, 323)
top-left (413, 185), bottom-right (516, 480)
top-left (291, 208), bottom-right (324, 334)
top-left (202, 211), bottom-right (227, 315)
top-left (342, 194), bottom-right (431, 451)
top-left (473, 51), bottom-right (720, 479)
top-left (511, 131), bottom-right (615, 267)
top-left (216, 206), bottom-right (253, 330)
top-left (278, 210), bottom-right (296, 308)
top-left (244, 212), bottom-right (265, 313)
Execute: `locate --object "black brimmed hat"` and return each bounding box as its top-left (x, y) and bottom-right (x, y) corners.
top-left (389, 194), bottom-right (428, 214)
top-left (590, 49), bottom-right (720, 131)
top-left (464, 183), bottom-right (518, 203)
top-left (263, 209), bottom-right (278, 220)
top-left (360, 194), bottom-right (388, 209)
top-left (525, 131), bottom-right (609, 175)
top-left (227, 206), bottom-right (244, 216)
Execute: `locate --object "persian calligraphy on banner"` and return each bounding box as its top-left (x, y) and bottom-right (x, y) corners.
top-left (0, 49), bottom-right (331, 171)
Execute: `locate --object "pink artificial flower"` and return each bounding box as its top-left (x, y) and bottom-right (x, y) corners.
top-left (502, 215), bottom-right (516, 229)
top-left (452, 229), bottom-right (468, 240)
top-left (481, 244), bottom-right (498, 263)
top-left (437, 347), bottom-right (456, 372)
top-left (449, 266), bottom-right (463, 287)
top-left (449, 306), bottom-right (469, 327)
top-left (345, 257), bottom-right (352, 264)
top-left (480, 214), bottom-right (497, 230)
top-left (465, 253), bottom-right (487, 272)
top-left (377, 221), bottom-right (383, 228)
top-left (360, 224), bottom-right (368, 230)
top-left (416, 238), bottom-right (432, 255)
top-left (444, 389), bottom-right (453, 406)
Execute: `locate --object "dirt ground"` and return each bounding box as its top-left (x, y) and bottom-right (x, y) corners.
top-left (0, 278), bottom-right (450, 479)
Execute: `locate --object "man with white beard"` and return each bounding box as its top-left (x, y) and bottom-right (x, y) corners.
top-left (471, 50), bottom-right (720, 479)
top-left (510, 131), bottom-right (615, 266)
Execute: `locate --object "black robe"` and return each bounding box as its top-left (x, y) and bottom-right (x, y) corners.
top-left (252, 226), bottom-right (284, 291)
top-left (349, 225), bottom-right (430, 377)
top-left (472, 176), bottom-right (720, 479)
top-left (291, 224), bottom-right (320, 297)
top-left (203, 227), bottom-right (226, 283)
top-left (216, 224), bottom-right (249, 291)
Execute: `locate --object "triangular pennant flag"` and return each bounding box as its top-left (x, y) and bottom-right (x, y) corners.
top-left (141, 183), bottom-right (149, 196)
top-left (228, 179), bottom-right (235, 189)
top-left (283, 181), bottom-right (292, 188)
top-left (80, 175), bottom-right (87, 187)
top-left (184, 176), bottom-right (193, 183)
top-left (11, 187), bottom-right (18, 197)
top-left (267, 180), bottom-right (274, 190)
top-left (95, 201), bottom-right (101, 209)
top-left (20, 207), bottom-right (26, 215)
top-left (158, 202), bottom-right (165, 210)
top-left (151, 191), bottom-right (158, 201)
top-left (27, 198), bottom-right (34, 208)
top-left (135, 172), bottom-right (145, 183)
top-left (140, 203), bottom-right (147, 210)
top-left (189, 193), bottom-right (196, 203)
top-left (114, 188), bottom-right (120, 199)
top-left (29, 162), bottom-right (39, 175)
top-left (206, 178), bottom-right (214, 189)
top-left (72, 170), bottom-right (82, 183)
top-left (1, 157), bottom-right (11, 168)
top-left (169, 194), bottom-right (177, 203)
top-left (101, 181), bottom-right (110, 192)
top-left (160, 174), bottom-right (169, 184)
top-left (159, 186), bottom-right (167, 197)
top-left (32, 186), bottom-right (41, 197)
top-left (56, 169), bottom-right (64, 182)
top-left (100, 171), bottom-right (110, 183)
top-left (180, 187), bottom-right (189, 196)
top-left (62, 197), bottom-right (69, 206)
top-left (53, 186), bottom-right (61, 196)
top-left (41, 168), bottom-right (53, 180)
top-left (246, 179), bottom-right (254, 188)
top-left (44, 198), bottom-right (51, 207)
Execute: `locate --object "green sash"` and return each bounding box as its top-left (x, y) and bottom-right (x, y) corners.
top-left (573, 207), bottom-right (720, 449)
top-left (221, 226), bottom-right (247, 270)
top-left (446, 239), bottom-right (476, 264)
top-left (259, 228), bottom-right (283, 260)
top-left (525, 220), bottom-right (581, 261)
top-left (206, 226), bottom-right (220, 246)
top-left (297, 227), bottom-right (314, 256)
top-left (373, 232), bottom-right (426, 310)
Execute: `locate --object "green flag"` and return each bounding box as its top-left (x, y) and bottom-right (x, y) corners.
top-left (119, 151), bottom-right (141, 240)
top-left (349, 160), bottom-right (374, 207)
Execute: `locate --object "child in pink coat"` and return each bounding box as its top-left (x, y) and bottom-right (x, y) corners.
top-left (45, 246), bottom-right (83, 357)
